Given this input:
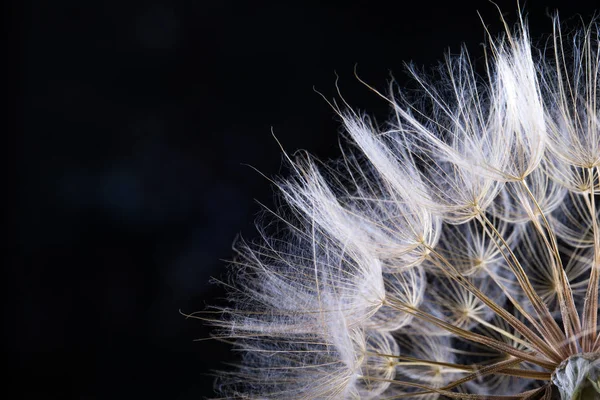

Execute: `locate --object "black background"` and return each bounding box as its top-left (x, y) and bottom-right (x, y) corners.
top-left (8, 1), bottom-right (598, 399)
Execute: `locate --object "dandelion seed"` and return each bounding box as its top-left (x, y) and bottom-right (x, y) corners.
top-left (203, 11), bottom-right (600, 400)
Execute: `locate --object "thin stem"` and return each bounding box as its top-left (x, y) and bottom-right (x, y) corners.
top-left (375, 374), bottom-right (549, 399)
top-left (388, 298), bottom-right (557, 369)
top-left (470, 313), bottom-right (533, 350)
top-left (582, 166), bottom-right (600, 351)
top-left (477, 211), bottom-right (569, 357)
top-left (520, 179), bottom-right (582, 353)
top-left (430, 231), bottom-right (565, 362)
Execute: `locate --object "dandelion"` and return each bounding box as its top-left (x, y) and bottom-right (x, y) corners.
top-left (200, 11), bottom-right (600, 399)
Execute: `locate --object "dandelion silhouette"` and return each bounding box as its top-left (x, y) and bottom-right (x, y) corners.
top-left (200, 11), bottom-right (600, 400)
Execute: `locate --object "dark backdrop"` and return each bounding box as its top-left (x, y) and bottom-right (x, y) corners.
top-left (8, 1), bottom-right (598, 399)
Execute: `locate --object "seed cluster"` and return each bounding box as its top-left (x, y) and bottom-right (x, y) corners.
top-left (204, 14), bottom-right (600, 399)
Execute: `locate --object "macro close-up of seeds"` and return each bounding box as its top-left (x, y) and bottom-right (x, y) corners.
top-left (200, 10), bottom-right (600, 400)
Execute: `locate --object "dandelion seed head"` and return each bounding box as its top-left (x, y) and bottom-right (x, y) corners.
top-left (206, 10), bottom-right (600, 400)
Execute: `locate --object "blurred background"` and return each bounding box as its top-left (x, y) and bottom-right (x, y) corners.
top-left (8, 1), bottom-right (598, 398)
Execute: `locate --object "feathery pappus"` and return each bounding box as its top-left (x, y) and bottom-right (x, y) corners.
top-left (198, 10), bottom-right (600, 400)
